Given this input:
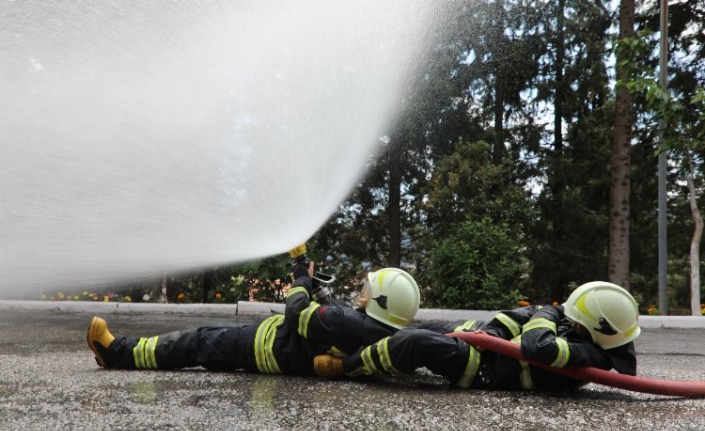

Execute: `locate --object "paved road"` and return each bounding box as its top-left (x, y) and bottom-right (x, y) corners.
top-left (1, 309), bottom-right (704, 430)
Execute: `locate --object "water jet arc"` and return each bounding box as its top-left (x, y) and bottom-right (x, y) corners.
top-left (0, 1), bottom-right (452, 297)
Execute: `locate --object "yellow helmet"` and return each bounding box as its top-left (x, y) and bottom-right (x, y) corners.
top-left (563, 281), bottom-right (641, 349)
top-left (362, 268), bottom-right (420, 329)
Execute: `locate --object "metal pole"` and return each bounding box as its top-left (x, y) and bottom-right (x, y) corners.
top-left (657, 0), bottom-right (669, 315)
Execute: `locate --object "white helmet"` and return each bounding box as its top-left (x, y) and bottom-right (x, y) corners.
top-left (563, 281), bottom-right (641, 349)
top-left (363, 268), bottom-right (420, 329)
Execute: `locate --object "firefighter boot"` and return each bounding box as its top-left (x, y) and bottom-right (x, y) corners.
top-left (313, 354), bottom-right (344, 378)
top-left (87, 316), bottom-right (115, 368)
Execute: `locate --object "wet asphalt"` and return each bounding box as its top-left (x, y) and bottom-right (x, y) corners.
top-left (1, 308), bottom-right (704, 430)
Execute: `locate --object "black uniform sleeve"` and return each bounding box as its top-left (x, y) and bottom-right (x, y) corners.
top-left (520, 305), bottom-right (613, 371)
top-left (284, 275), bottom-right (314, 332)
top-left (284, 275), bottom-right (367, 354)
top-left (480, 305), bottom-right (541, 340)
top-left (606, 341), bottom-right (637, 375)
top-left (417, 319), bottom-right (484, 334)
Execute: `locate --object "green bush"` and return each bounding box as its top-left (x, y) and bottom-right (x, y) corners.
top-left (424, 216), bottom-right (525, 310)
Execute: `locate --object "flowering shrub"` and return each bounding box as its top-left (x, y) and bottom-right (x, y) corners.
top-left (518, 300), bottom-right (560, 308)
top-left (40, 291), bottom-right (133, 302)
top-left (647, 305), bottom-right (659, 316)
top-left (206, 275), bottom-right (252, 304)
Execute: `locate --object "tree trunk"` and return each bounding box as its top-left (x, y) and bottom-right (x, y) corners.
top-left (202, 268), bottom-right (218, 303)
top-left (551, 0), bottom-right (567, 301)
top-left (388, 149), bottom-right (402, 267)
top-left (491, 0), bottom-right (506, 165)
top-left (686, 158), bottom-right (702, 316)
top-left (608, 0), bottom-right (635, 290)
top-left (158, 273), bottom-right (168, 303)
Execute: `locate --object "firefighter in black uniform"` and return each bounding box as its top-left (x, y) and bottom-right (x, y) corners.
top-left (86, 261), bottom-right (421, 375)
top-left (313, 281), bottom-right (641, 392)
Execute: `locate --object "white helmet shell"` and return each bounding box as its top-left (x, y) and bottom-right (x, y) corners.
top-left (564, 281), bottom-right (641, 349)
top-left (364, 268), bottom-right (420, 329)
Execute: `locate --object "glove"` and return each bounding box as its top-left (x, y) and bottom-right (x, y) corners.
top-left (294, 262), bottom-right (310, 280)
top-left (313, 354), bottom-right (344, 378)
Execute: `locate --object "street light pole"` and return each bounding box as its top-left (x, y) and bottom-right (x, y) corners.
top-left (657, 0), bottom-right (669, 315)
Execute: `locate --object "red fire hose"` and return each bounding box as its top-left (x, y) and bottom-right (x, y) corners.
top-left (448, 331), bottom-right (705, 397)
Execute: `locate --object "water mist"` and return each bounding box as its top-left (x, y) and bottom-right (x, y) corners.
top-left (0, 1), bottom-right (452, 298)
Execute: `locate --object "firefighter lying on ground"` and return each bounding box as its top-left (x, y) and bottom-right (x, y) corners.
top-left (86, 262), bottom-right (420, 374)
top-left (313, 282), bottom-right (641, 392)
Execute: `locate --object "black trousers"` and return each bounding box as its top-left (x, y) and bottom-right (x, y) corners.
top-left (107, 326), bottom-right (245, 370)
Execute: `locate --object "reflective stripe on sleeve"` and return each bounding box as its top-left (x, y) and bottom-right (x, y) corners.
top-left (550, 337), bottom-right (570, 368)
top-left (495, 313), bottom-right (521, 337)
top-left (286, 286), bottom-right (308, 299)
top-left (297, 302), bottom-right (321, 339)
top-left (522, 317), bottom-right (556, 334)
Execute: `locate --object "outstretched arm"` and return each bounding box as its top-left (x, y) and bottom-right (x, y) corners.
top-left (481, 305), bottom-right (542, 340)
top-left (520, 305), bottom-right (613, 370)
top-left (284, 260), bottom-right (316, 333)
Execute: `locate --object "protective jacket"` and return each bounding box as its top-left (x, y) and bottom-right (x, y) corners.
top-left (342, 305), bottom-right (637, 392)
top-left (102, 274), bottom-right (397, 374)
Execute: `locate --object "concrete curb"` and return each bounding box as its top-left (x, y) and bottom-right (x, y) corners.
top-left (0, 300), bottom-right (239, 316)
top-left (0, 300), bottom-right (703, 328)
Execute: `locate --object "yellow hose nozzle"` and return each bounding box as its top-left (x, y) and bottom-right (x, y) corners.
top-left (288, 244), bottom-right (307, 260)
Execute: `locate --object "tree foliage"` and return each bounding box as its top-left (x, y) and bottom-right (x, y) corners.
top-left (424, 216), bottom-right (526, 310)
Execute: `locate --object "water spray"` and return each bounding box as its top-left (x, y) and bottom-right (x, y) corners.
top-left (0, 1), bottom-right (456, 298)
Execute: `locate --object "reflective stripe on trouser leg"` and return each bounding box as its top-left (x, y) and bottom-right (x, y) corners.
top-left (346, 329), bottom-right (478, 386)
top-left (254, 315), bottom-right (284, 374)
top-left (456, 346), bottom-right (481, 389)
top-left (453, 319), bottom-right (478, 333)
top-left (347, 337), bottom-right (399, 377)
top-left (133, 336), bottom-right (159, 369)
top-left (511, 334), bottom-right (534, 390)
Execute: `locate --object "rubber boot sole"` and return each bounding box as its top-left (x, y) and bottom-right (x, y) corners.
top-left (87, 316), bottom-right (106, 368)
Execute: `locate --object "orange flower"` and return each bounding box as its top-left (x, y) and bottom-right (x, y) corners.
top-left (177, 292), bottom-right (185, 301)
top-left (518, 300), bottom-right (530, 307)
top-left (552, 301), bottom-right (558, 306)
top-left (215, 292), bottom-right (222, 299)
